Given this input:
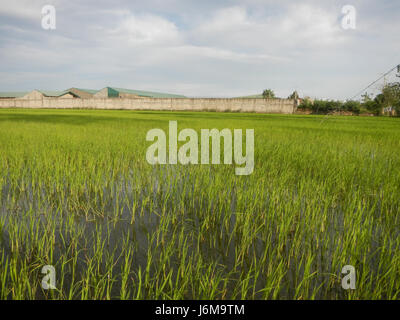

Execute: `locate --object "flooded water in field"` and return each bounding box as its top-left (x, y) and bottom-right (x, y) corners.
top-left (1, 163), bottom-right (396, 300)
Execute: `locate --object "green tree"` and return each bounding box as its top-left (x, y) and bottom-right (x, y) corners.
top-left (343, 100), bottom-right (361, 114)
top-left (262, 89), bottom-right (275, 99)
top-left (364, 94), bottom-right (384, 116)
top-left (382, 82), bottom-right (400, 115)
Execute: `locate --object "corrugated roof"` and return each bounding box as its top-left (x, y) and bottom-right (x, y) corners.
top-left (71, 88), bottom-right (98, 94)
top-left (106, 87), bottom-right (120, 97)
top-left (0, 92), bottom-right (29, 98)
top-left (37, 90), bottom-right (69, 97)
top-left (111, 87), bottom-right (186, 98)
top-left (1, 87), bottom-right (186, 99)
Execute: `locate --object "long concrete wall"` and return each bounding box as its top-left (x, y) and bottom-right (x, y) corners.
top-left (0, 97), bottom-right (296, 114)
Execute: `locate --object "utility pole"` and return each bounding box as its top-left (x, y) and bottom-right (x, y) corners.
top-left (397, 65), bottom-right (400, 78)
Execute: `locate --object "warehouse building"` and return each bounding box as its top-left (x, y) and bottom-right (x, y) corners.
top-left (93, 87), bottom-right (186, 99)
top-left (67, 88), bottom-right (98, 99)
top-left (0, 87), bottom-right (186, 100)
top-left (19, 90), bottom-right (78, 99)
top-left (0, 92), bottom-right (29, 99)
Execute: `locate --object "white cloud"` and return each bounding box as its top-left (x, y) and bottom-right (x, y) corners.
top-left (0, 0), bottom-right (60, 20)
top-left (196, 6), bottom-right (250, 33)
top-left (192, 4), bottom-right (349, 52)
top-left (279, 4), bottom-right (347, 47)
top-left (103, 13), bottom-right (182, 45)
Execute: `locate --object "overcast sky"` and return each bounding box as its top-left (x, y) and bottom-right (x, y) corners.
top-left (0, 0), bottom-right (399, 99)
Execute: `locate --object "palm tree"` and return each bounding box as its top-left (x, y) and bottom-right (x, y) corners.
top-left (289, 91), bottom-right (299, 99)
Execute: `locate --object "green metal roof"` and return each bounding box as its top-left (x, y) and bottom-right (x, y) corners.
top-left (106, 87), bottom-right (120, 97)
top-left (111, 87), bottom-right (186, 98)
top-left (0, 92), bottom-right (29, 98)
top-left (0, 87), bottom-right (185, 99)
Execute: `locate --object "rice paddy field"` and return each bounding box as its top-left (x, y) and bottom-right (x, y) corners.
top-left (0, 108), bottom-right (399, 300)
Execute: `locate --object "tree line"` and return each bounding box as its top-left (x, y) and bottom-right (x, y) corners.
top-left (262, 81), bottom-right (400, 116)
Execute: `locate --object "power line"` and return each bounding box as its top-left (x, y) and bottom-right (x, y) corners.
top-left (350, 64), bottom-right (400, 100)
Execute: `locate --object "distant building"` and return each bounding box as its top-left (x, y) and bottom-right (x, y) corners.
top-left (1, 87), bottom-right (186, 100)
top-left (0, 92), bottom-right (29, 99)
top-left (19, 90), bottom-right (77, 99)
top-left (93, 87), bottom-right (186, 99)
top-left (93, 87), bottom-right (120, 98)
top-left (67, 88), bottom-right (98, 99)
top-left (383, 106), bottom-right (396, 116)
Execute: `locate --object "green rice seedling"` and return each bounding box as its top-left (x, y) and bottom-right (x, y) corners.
top-left (0, 109), bottom-right (399, 299)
